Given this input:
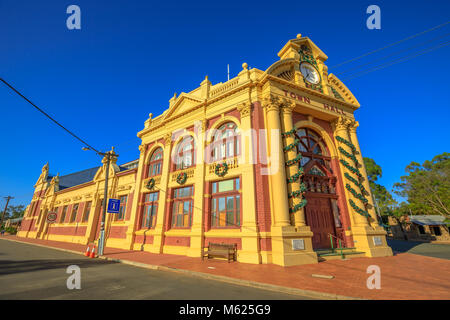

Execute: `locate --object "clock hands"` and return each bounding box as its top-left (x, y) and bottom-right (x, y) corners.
top-left (302, 64), bottom-right (318, 84)
top-left (304, 69), bottom-right (311, 80)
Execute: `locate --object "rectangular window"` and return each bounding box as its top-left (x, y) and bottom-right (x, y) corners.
top-left (60, 206), bottom-right (68, 223)
top-left (418, 225), bottom-right (425, 234)
top-left (172, 186), bottom-right (194, 228)
top-left (116, 195), bottom-right (128, 221)
top-left (82, 202), bottom-right (92, 222)
top-left (70, 203), bottom-right (79, 223)
top-left (142, 192), bottom-right (159, 228)
top-left (432, 226), bottom-right (442, 236)
top-left (211, 178), bottom-right (240, 228)
top-left (37, 209), bottom-right (43, 225)
top-left (29, 202), bottom-right (36, 217)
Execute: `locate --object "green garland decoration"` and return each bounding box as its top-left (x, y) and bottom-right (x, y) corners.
top-left (336, 136), bottom-right (357, 153)
top-left (289, 199), bottom-right (308, 213)
top-left (288, 183), bottom-right (307, 198)
top-left (349, 199), bottom-right (370, 217)
top-left (338, 146), bottom-right (359, 166)
top-left (214, 162), bottom-right (229, 177)
top-left (282, 130), bottom-right (307, 214)
top-left (336, 135), bottom-right (371, 219)
top-left (281, 129), bottom-right (296, 138)
top-left (285, 153), bottom-right (302, 166)
top-left (283, 138), bottom-right (300, 152)
top-left (176, 172), bottom-right (187, 185)
top-left (330, 86), bottom-right (345, 101)
top-left (287, 167), bottom-right (304, 183)
top-left (339, 159), bottom-right (362, 178)
top-left (345, 184), bottom-right (369, 204)
top-left (344, 172), bottom-right (367, 195)
top-left (146, 178), bottom-right (155, 190)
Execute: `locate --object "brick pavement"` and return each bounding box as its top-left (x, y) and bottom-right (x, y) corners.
top-left (1, 235), bottom-right (449, 300)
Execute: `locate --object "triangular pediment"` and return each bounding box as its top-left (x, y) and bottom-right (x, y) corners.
top-left (328, 74), bottom-right (360, 107)
top-left (303, 160), bottom-right (332, 177)
top-left (164, 93), bottom-right (203, 120)
top-left (93, 163), bottom-right (120, 182)
top-left (34, 162), bottom-right (49, 188)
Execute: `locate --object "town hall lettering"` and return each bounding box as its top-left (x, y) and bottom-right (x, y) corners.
top-left (282, 89), bottom-right (346, 115)
top-left (323, 103), bottom-right (346, 115)
top-left (282, 89), bottom-right (311, 104)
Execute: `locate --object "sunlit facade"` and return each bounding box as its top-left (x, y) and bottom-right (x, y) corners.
top-left (18, 35), bottom-right (392, 266)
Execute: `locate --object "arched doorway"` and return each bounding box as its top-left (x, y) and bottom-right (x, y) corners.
top-left (296, 128), bottom-right (342, 249)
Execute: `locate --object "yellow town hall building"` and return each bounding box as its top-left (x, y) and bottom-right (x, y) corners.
top-left (18, 34), bottom-right (393, 266)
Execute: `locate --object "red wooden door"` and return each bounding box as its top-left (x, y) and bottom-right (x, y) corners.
top-left (305, 196), bottom-right (336, 249)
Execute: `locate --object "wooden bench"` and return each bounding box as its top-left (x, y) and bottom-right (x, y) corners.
top-left (202, 242), bottom-right (237, 262)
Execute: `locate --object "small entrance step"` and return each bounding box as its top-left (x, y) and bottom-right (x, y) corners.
top-left (316, 247), bottom-right (365, 261)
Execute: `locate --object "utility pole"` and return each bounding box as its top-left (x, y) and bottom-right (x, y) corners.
top-left (83, 147), bottom-right (118, 256)
top-left (1, 196), bottom-right (14, 228)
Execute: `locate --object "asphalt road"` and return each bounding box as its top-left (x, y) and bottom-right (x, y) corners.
top-left (387, 239), bottom-right (450, 260)
top-left (0, 239), bottom-right (312, 300)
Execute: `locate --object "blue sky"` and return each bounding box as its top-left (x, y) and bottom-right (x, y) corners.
top-left (1, 0), bottom-right (449, 208)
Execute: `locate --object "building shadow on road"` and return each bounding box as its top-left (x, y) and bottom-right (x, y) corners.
top-left (387, 239), bottom-right (427, 254)
top-left (0, 258), bottom-right (117, 276)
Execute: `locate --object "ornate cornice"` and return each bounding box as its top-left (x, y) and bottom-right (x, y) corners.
top-left (280, 98), bottom-right (295, 115)
top-left (262, 94), bottom-right (282, 113)
top-left (163, 133), bottom-right (173, 147)
top-left (332, 116), bottom-right (352, 133)
top-left (237, 102), bottom-right (252, 118)
top-left (347, 119), bottom-right (359, 133)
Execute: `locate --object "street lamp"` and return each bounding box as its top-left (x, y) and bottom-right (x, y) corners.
top-left (83, 146), bottom-right (119, 256)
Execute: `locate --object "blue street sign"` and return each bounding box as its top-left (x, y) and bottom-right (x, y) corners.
top-left (107, 199), bottom-right (120, 214)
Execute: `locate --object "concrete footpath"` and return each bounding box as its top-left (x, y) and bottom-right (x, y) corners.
top-left (1, 235), bottom-right (449, 300)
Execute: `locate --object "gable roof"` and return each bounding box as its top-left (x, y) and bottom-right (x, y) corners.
top-left (58, 166), bottom-right (100, 190)
top-left (409, 215), bottom-right (446, 226)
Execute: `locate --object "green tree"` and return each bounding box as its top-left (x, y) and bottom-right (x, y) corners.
top-left (393, 152), bottom-right (450, 218)
top-left (363, 157), bottom-right (397, 216)
top-left (3, 205), bottom-right (25, 220)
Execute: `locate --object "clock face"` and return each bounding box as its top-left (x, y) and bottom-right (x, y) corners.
top-left (300, 63), bottom-right (320, 84)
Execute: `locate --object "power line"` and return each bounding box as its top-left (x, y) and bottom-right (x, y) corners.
top-left (0, 78), bottom-right (101, 154)
top-left (338, 32), bottom-right (450, 76)
top-left (329, 20), bottom-right (450, 69)
top-left (342, 40), bottom-right (450, 81)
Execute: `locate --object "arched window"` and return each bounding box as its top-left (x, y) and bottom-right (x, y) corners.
top-left (296, 128), bottom-right (335, 194)
top-left (174, 136), bottom-right (195, 170)
top-left (296, 128), bottom-right (330, 168)
top-left (148, 147), bottom-right (163, 177)
top-left (211, 122), bottom-right (240, 161)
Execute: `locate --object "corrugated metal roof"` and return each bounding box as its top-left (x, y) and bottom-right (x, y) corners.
top-left (409, 215), bottom-right (447, 226)
top-left (44, 159), bottom-right (139, 190)
top-left (58, 166), bottom-right (100, 190)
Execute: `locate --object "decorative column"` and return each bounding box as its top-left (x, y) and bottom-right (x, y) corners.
top-left (187, 121), bottom-right (206, 257)
top-left (263, 95), bottom-right (291, 227)
top-left (333, 117), bottom-right (369, 227)
top-left (333, 116), bottom-right (392, 257)
top-left (124, 143), bottom-right (148, 250)
top-left (263, 94), bottom-right (316, 267)
top-left (35, 197), bottom-right (49, 239)
top-left (236, 102), bottom-right (260, 264)
top-left (280, 99), bottom-right (306, 227)
top-left (347, 120), bottom-right (378, 224)
top-left (151, 134), bottom-right (173, 253)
